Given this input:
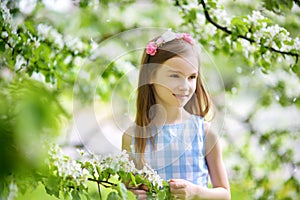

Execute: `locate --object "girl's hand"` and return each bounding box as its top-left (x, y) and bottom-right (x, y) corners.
top-left (128, 184), bottom-right (148, 200)
top-left (129, 189), bottom-right (147, 200)
top-left (169, 179), bottom-right (199, 200)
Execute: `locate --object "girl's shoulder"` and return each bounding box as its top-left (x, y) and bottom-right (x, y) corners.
top-left (190, 114), bottom-right (204, 121)
top-left (189, 114), bottom-right (204, 127)
top-left (203, 120), bottom-right (220, 154)
top-left (122, 126), bottom-right (135, 152)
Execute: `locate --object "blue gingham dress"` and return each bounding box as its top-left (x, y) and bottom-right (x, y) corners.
top-left (131, 115), bottom-right (208, 187)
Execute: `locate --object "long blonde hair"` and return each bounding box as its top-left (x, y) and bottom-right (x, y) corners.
top-left (134, 35), bottom-right (211, 167)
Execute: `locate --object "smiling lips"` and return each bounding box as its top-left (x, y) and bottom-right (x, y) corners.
top-left (173, 94), bottom-right (189, 100)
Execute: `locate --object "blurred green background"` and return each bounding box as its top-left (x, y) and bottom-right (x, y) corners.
top-left (0, 0), bottom-right (299, 199)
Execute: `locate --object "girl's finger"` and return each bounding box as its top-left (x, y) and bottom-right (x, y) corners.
top-left (131, 189), bottom-right (147, 195)
top-left (139, 184), bottom-right (149, 191)
top-left (169, 181), bottom-right (185, 189)
top-left (129, 189), bottom-right (147, 200)
top-left (136, 193), bottom-right (147, 200)
top-left (171, 194), bottom-right (183, 200)
top-left (170, 188), bottom-right (185, 195)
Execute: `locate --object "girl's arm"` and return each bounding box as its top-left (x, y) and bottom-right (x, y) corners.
top-left (121, 131), bottom-right (132, 154)
top-left (122, 131), bottom-right (148, 200)
top-left (169, 122), bottom-right (231, 200)
top-left (202, 122), bottom-right (231, 199)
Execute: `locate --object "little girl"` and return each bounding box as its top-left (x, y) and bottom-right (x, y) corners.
top-left (122, 30), bottom-right (230, 199)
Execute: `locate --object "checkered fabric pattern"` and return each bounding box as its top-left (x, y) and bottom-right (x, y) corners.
top-left (132, 115), bottom-right (208, 187)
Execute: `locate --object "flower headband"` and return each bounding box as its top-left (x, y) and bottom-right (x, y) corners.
top-left (146, 30), bottom-right (194, 56)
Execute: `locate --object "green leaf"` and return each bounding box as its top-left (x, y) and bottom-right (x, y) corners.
top-left (231, 17), bottom-right (249, 36)
top-left (235, 40), bottom-right (243, 52)
top-left (79, 0), bottom-right (89, 8)
top-left (107, 191), bottom-right (121, 200)
top-left (188, 8), bottom-right (197, 21)
top-left (43, 176), bottom-right (61, 198)
top-left (113, 182), bottom-right (128, 200)
top-left (157, 190), bottom-right (166, 200)
top-left (0, 40), bottom-right (5, 52)
top-left (207, 0), bottom-right (217, 9)
top-left (291, 63), bottom-right (299, 74)
top-left (274, 39), bottom-right (282, 49)
top-left (126, 190), bottom-right (136, 200)
top-left (45, 73), bottom-right (51, 83)
top-left (130, 173), bottom-right (137, 187)
top-left (96, 165), bottom-right (101, 178)
top-left (25, 21), bottom-right (37, 35)
top-left (295, 98), bottom-right (300, 108)
top-left (72, 190), bottom-right (81, 200)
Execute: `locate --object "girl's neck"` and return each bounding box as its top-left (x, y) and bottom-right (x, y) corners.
top-left (152, 105), bottom-right (190, 125)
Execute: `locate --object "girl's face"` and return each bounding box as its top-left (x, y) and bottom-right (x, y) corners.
top-left (151, 55), bottom-right (198, 108)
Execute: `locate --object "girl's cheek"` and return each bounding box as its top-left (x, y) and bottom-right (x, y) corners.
top-left (161, 81), bottom-right (177, 90)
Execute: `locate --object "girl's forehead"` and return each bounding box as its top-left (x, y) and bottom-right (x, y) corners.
top-left (160, 56), bottom-right (198, 73)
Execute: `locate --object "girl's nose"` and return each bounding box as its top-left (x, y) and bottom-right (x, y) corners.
top-left (178, 79), bottom-right (189, 91)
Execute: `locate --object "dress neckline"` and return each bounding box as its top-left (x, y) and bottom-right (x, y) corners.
top-left (155, 114), bottom-right (195, 128)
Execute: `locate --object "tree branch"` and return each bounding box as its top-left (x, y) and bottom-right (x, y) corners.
top-left (97, 182), bottom-right (102, 200)
top-left (198, 0), bottom-right (299, 60)
top-left (177, 0), bottom-right (299, 62)
top-left (87, 178), bottom-right (117, 187)
top-left (199, 0), bottom-right (232, 35)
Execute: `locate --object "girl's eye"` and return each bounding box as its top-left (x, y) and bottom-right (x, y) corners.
top-left (170, 74), bottom-right (180, 78)
top-left (189, 75), bottom-right (197, 79)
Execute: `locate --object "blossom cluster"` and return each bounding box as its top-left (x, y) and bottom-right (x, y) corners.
top-left (87, 150), bottom-right (165, 188)
top-left (178, 0), bottom-right (299, 68)
top-left (96, 150), bottom-right (136, 173)
top-left (245, 11), bottom-right (299, 53)
top-left (36, 24), bottom-right (88, 54)
top-left (47, 144), bottom-right (90, 188)
top-left (37, 24), bottom-right (64, 50)
top-left (46, 143), bottom-right (167, 198)
top-left (138, 163), bottom-right (164, 188)
top-left (0, 1), bottom-right (92, 83)
top-left (0, 1), bottom-right (18, 45)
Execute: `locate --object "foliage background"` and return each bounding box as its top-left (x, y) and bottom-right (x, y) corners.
top-left (0, 0), bottom-right (300, 199)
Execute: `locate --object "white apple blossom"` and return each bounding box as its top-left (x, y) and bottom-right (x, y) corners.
top-left (213, 8), bottom-right (231, 26)
top-left (48, 144), bottom-right (89, 187)
top-left (247, 10), bottom-right (266, 24)
top-left (37, 24), bottom-right (64, 49)
top-left (65, 35), bottom-right (86, 54)
top-left (0, 1), bottom-right (13, 24)
top-left (294, 37), bottom-right (300, 50)
top-left (181, 0), bottom-right (199, 10)
top-left (19, 0), bottom-right (37, 15)
top-left (139, 163), bottom-right (164, 188)
top-left (196, 13), bottom-right (206, 26)
top-left (0, 1), bottom-right (17, 36)
top-left (204, 24), bottom-right (217, 37)
top-left (7, 180), bottom-right (18, 200)
top-left (47, 143), bottom-right (166, 194)
top-left (1, 31), bottom-right (8, 38)
top-left (15, 55), bottom-right (26, 71)
top-left (240, 39), bottom-right (256, 59)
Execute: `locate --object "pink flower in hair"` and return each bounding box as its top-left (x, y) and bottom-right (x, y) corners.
top-left (182, 33), bottom-right (194, 44)
top-left (146, 42), bottom-right (157, 56)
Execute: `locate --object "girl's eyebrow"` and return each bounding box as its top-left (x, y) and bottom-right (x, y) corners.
top-left (166, 69), bottom-right (198, 76)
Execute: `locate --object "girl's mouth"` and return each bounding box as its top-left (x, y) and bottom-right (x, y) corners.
top-left (173, 94), bottom-right (189, 99)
